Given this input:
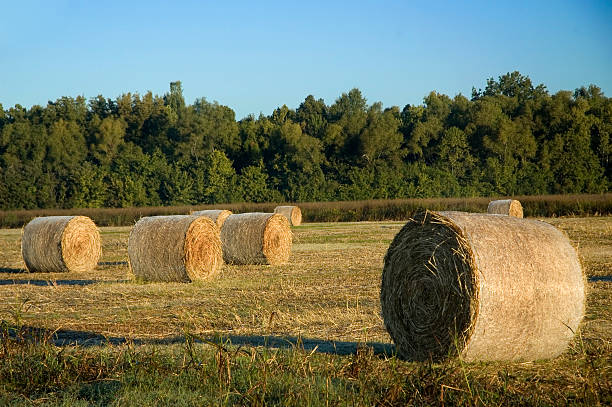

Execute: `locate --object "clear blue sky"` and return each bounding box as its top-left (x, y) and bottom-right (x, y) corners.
top-left (1, 0), bottom-right (611, 119)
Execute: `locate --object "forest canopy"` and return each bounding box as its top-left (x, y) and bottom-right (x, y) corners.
top-left (0, 72), bottom-right (609, 210)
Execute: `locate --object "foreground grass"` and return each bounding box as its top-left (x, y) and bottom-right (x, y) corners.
top-left (0, 217), bottom-right (610, 405)
top-left (1, 328), bottom-right (610, 406)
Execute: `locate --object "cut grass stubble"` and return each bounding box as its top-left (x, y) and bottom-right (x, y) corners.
top-left (0, 218), bottom-right (610, 404)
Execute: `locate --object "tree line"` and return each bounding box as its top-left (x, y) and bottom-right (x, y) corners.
top-left (0, 72), bottom-right (609, 210)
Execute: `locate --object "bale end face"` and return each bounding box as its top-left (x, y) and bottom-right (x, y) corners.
top-left (381, 211), bottom-right (477, 361)
top-left (262, 214), bottom-right (292, 264)
top-left (184, 216), bottom-right (223, 280)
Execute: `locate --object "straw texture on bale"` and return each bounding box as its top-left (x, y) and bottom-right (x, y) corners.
top-left (21, 216), bottom-right (101, 273)
top-left (220, 213), bottom-right (292, 265)
top-left (128, 215), bottom-right (222, 282)
top-left (273, 205), bottom-right (302, 226)
top-left (380, 211), bottom-right (584, 362)
top-left (487, 199), bottom-right (523, 218)
top-left (191, 209), bottom-right (233, 229)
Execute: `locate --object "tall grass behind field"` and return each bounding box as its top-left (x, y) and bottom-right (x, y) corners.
top-left (0, 193), bottom-right (610, 228)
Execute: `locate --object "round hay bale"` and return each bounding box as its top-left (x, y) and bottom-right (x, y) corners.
top-left (273, 205), bottom-right (302, 226)
top-left (380, 210), bottom-right (584, 362)
top-left (128, 215), bottom-right (222, 282)
top-left (221, 213), bottom-right (292, 265)
top-left (487, 199), bottom-right (523, 218)
top-left (191, 209), bottom-right (233, 229)
top-left (21, 216), bottom-right (101, 273)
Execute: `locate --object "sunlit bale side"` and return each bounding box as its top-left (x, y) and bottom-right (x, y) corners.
top-left (221, 213), bottom-right (292, 265)
top-left (487, 199), bottom-right (524, 218)
top-left (21, 216), bottom-right (101, 273)
top-left (381, 210), bottom-right (584, 362)
top-left (128, 215), bottom-right (222, 282)
top-left (273, 206), bottom-right (302, 226)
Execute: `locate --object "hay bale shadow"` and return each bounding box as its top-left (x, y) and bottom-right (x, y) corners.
top-left (208, 334), bottom-right (395, 357)
top-left (0, 279), bottom-right (126, 287)
top-left (2, 324), bottom-right (395, 357)
top-left (589, 275), bottom-right (612, 282)
top-left (0, 267), bottom-right (27, 274)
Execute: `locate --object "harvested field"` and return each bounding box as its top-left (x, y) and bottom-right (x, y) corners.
top-left (0, 216), bottom-right (610, 404)
top-left (0, 217), bottom-right (609, 343)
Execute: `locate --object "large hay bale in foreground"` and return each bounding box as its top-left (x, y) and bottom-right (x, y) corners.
top-left (21, 216), bottom-right (101, 273)
top-left (128, 215), bottom-right (222, 282)
top-left (221, 213), bottom-right (292, 265)
top-left (191, 209), bottom-right (233, 229)
top-left (487, 199), bottom-right (523, 218)
top-left (274, 205), bottom-right (302, 226)
top-left (381, 211), bottom-right (584, 362)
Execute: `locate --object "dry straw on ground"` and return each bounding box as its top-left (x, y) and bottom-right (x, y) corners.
top-left (221, 213), bottom-right (292, 265)
top-left (191, 209), bottom-right (233, 229)
top-left (128, 215), bottom-right (222, 282)
top-left (381, 210), bottom-right (585, 362)
top-left (487, 199), bottom-right (524, 217)
top-left (21, 216), bottom-right (101, 273)
top-left (274, 205), bottom-right (302, 226)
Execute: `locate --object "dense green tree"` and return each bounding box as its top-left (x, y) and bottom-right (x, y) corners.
top-left (437, 126), bottom-right (475, 179)
top-left (359, 104), bottom-right (404, 164)
top-left (68, 162), bottom-right (107, 208)
top-left (162, 162), bottom-right (195, 205)
top-left (89, 116), bottom-right (126, 165)
top-left (296, 95), bottom-right (327, 140)
top-left (196, 150), bottom-right (238, 204)
top-left (237, 163), bottom-right (281, 203)
top-left (473, 71), bottom-right (547, 103)
top-left (165, 81), bottom-right (186, 116)
top-left (235, 115), bottom-right (271, 169)
top-left (175, 98), bottom-right (240, 162)
top-left (267, 120), bottom-right (327, 201)
top-left (403, 92), bottom-right (452, 162)
top-left (0, 75), bottom-right (609, 210)
top-left (45, 119), bottom-right (87, 170)
top-left (105, 144), bottom-right (165, 207)
top-left (324, 88), bottom-right (368, 160)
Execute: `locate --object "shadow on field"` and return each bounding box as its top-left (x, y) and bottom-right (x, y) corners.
top-left (4, 324), bottom-right (395, 357)
top-left (589, 275), bottom-right (612, 282)
top-left (3, 324), bottom-right (127, 346)
top-left (98, 261), bottom-right (129, 266)
top-left (0, 267), bottom-right (27, 273)
top-left (211, 334), bottom-right (395, 357)
top-left (0, 279), bottom-right (127, 287)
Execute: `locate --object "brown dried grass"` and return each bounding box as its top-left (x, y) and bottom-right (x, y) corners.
top-left (191, 209), bottom-right (232, 229)
top-left (487, 199), bottom-right (524, 217)
top-left (381, 210), bottom-right (585, 362)
top-left (274, 206), bottom-right (302, 226)
top-left (220, 213), bottom-right (292, 265)
top-left (128, 215), bottom-right (222, 282)
top-left (21, 216), bottom-right (101, 273)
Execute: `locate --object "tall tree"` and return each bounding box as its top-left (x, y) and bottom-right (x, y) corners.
top-left (296, 95), bottom-right (327, 140)
top-left (324, 88), bottom-right (368, 160)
